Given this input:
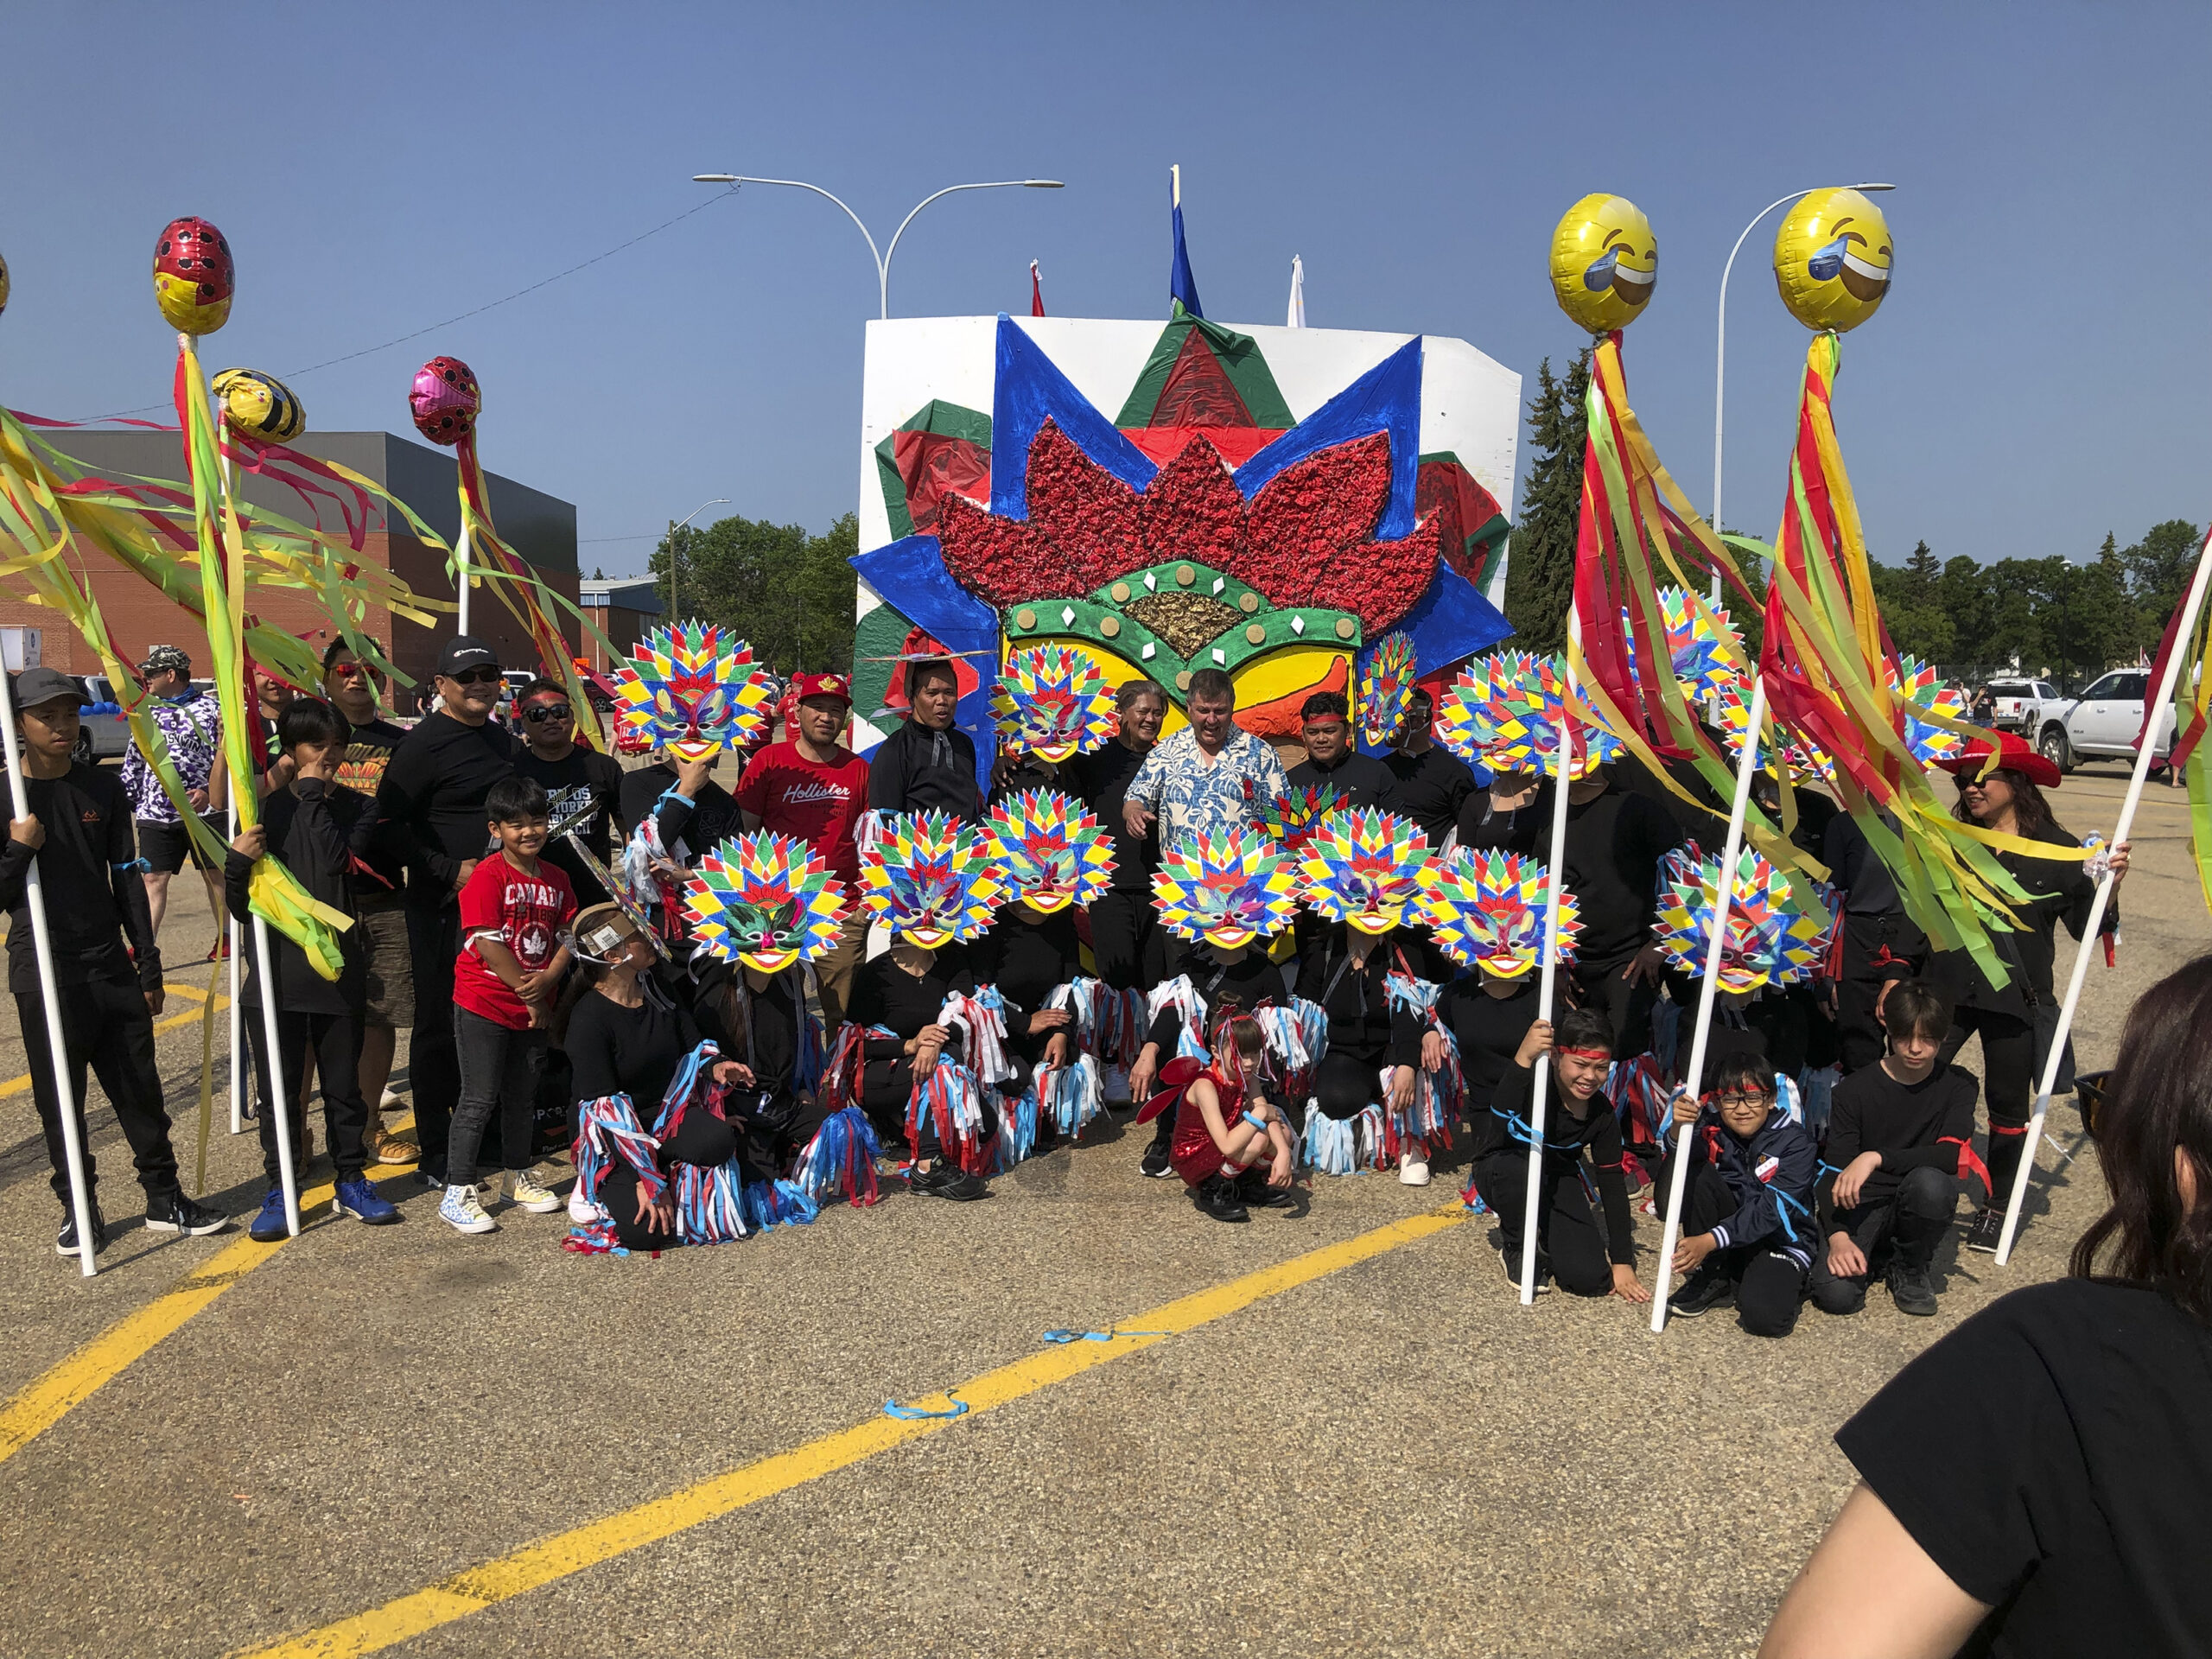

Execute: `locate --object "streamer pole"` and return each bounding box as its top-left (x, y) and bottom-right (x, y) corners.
top-left (1521, 615), bottom-right (1580, 1306)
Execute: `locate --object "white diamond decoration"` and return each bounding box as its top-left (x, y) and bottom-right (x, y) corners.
top-left (1211, 576), bottom-right (1225, 594)
top-left (1060, 606), bottom-right (1076, 626)
top-left (1141, 642), bottom-right (1156, 660)
top-left (1211, 647), bottom-right (1227, 664)
top-left (1143, 572), bottom-right (1158, 591)
top-left (1291, 615), bottom-right (1306, 635)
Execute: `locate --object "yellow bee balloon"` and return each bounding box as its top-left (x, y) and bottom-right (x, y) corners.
top-left (212, 367), bottom-right (306, 442)
top-left (1773, 188), bottom-right (1893, 333)
top-left (1549, 194), bottom-right (1657, 334)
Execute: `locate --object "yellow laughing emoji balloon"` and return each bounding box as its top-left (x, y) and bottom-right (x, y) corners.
top-left (1549, 194), bottom-right (1657, 334)
top-left (1773, 188), bottom-right (1893, 332)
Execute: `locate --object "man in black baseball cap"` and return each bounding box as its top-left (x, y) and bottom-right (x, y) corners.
top-left (0, 665), bottom-right (226, 1250)
top-left (372, 635), bottom-right (518, 1182)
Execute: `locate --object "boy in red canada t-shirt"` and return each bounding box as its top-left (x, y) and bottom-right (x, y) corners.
top-left (442, 776), bottom-right (575, 1235)
top-left (735, 671), bottom-right (870, 1023)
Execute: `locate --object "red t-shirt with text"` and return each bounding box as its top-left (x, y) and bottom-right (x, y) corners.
top-left (734, 739), bottom-right (870, 889)
top-left (454, 854), bottom-right (577, 1029)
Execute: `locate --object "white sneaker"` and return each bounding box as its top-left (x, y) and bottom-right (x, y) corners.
top-left (439, 1185), bottom-right (497, 1234)
top-left (567, 1185), bottom-right (598, 1224)
top-left (378, 1087), bottom-right (405, 1109)
top-left (505, 1171), bottom-right (562, 1214)
top-left (1399, 1154), bottom-right (1432, 1186)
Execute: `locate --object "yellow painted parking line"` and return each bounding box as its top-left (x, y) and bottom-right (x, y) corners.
top-left (0, 993), bottom-right (233, 1099)
top-left (0, 1156), bottom-right (416, 1469)
top-left (232, 1205), bottom-right (1467, 1659)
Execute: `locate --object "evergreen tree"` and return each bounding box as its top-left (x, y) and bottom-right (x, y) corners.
top-left (649, 510), bottom-right (858, 676)
top-left (2123, 518), bottom-right (2204, 633)
top-left (1504, 348), bottom-right (1589, 654)
top-left (1904, 538), bottom-right (1941, 594)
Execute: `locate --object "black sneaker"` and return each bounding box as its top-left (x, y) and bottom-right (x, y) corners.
top-left (1232, 1168), bottom-right (1295, 1210)
top-left (1138, 1145), bottom-right (1176, 1179)
top-left (1192, 1174), bottom-right (1249, 1223)
top-left (143, 1192), bottom-right (229, 1237)
top-left (908, 1162), bottom-right (989, 1202)
top-left (55, 1198), bottom-right (108, 1258)
top-left (1497, 1243), bottom-right (1550, 1293)
top-left (1887, 1262), bottom-right (1939, 1317)
top-left (1963, 1207), bottom-right (2005, 1255)
top-left (1668, 1266), bottom-right (1734, 1319)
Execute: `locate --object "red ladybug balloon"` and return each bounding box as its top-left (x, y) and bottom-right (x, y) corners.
top-left (153, 217), bottom-right (233, 334)
top-left (410, 356), bottom-right (480, 446)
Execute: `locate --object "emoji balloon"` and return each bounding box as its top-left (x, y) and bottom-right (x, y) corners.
top-left (0, 248), bottom-right (10, 320)
top-left (1773, 188), bottom-right (1893, 333)
top-left (152, 217), bottom-right (233, 335)
top-left (212, 368), bottom-right (306, 442)
top-left (410, 356), bottom-right (480, 446)
top-left (1549, 194), bottom-right (1656, 334)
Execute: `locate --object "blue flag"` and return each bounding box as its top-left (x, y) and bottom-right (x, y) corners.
top-left (1169, 165), bottom-right (1203, 320)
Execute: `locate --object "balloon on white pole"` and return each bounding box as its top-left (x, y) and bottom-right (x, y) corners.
top-left (1994, 524), bottom-right (2212, 1265)
top-left (1520, 617), bottom-right (1581, 1307)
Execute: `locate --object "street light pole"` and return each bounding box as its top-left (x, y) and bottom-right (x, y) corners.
top-left (691, 174), bottom-right (1065, 318)
top-left (1711, 181), bottom-right (1896, 598)
top-left (664, 497), bottom-right (728, 626)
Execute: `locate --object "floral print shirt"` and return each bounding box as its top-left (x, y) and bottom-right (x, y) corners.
top-left (121, 687), bottom-right (221, 823)
top-left (1126, 725), bottom-right (1288, 843)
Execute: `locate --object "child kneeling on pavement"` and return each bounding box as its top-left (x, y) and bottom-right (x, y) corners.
top-left (1143, 1014), bottom-right (1298, 1223)
top-left (228, 697), bottom-right (400, 1238)
top-left (1658, 1054), bottom-right (1819, 1333)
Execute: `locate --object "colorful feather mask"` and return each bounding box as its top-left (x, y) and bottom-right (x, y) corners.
top-left (1651, 842), bottom-right (1834, 995)
top-left (1435, 649), bottom-right (1620, 780)
top-left (856, 811), bottom-right (1003, 948)
top-left (1358, 632), bottom-right (1419, 747)
top-left (1296, 808), bottom-right (1432, 936)
top-left (613, 622), bottom-right (781, 762)
top-left (982, 788), bottom-right (1116, 913)
top-left (1243, 778), bottom-right (1344, 853)
top-left (683, 833), bottom-right (849, 973)
top-left (989, 643), bottom-right (1118, 763)
top-left (1414, 848), bottom-right (1581, 979)
top-left (1151, 827), bottom-right (1300, 950)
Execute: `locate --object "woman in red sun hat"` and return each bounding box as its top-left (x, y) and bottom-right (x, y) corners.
top-left (1925, 732), bottom-right (2129, 1255)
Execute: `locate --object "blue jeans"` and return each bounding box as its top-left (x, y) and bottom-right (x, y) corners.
top-left (448, 1006), bottom-right (546, 1187)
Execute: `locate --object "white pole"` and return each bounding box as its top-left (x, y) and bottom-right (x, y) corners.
top-left (1521, 616), bottom-right (1581, 1306)
top-left (1994, 525), bottom-right (2212, 1265)
top-left (227, 782), bottom-right (242, 1134)
top-left (454, 521), bottom-right (472, 639)
top-left (0, 665), bottom-right (99, 1275)
top-left (1650, 676), bottom-right (1770, 1332)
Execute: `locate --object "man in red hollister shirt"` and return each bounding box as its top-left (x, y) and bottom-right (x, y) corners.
top-left (736, 671), bottom-right (870, 1025)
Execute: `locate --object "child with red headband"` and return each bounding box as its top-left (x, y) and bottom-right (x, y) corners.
top-left (1141, 1014), bottom-right (1296, 1223)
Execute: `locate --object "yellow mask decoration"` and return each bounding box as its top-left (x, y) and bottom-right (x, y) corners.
top-left (1549, 194), bottom-right (1657, 334)
top-left (1773, 188), bottom-right (1893, 333)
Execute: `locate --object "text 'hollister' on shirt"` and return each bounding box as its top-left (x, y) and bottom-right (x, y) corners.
top-left (453, 853), bottom-right (577, 1029)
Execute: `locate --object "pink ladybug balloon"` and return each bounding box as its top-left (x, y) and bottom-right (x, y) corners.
top-left (410, 356), bottom-right (480, 446)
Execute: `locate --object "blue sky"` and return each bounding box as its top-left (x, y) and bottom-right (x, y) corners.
top-left (2, 2), bottom-right (2202, 581)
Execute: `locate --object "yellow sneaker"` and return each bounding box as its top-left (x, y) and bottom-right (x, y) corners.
top-left (505, 1171), bottom-right (562, 1214)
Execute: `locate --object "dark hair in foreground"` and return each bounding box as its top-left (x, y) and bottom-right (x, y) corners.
top-left (907, 658), bottom-right (958, 695)
top-left (1707, 1052), bottom-right (1776, 1101)
top-left (1186, 667), bottom-right (1235, 705)
top-left (2072, 953), bottom-right (2212, 1324)
top-left (321, 635), bottom-right (384, 671)
top-left (1953, 766), bottom-right (2054, 839)
top-left (1300, 691), bottom-right (1350, 722)
top-left (485, 777), bottom-right (550, 824)
top-left (518, 677), bottom-right (567, 704)
top-left (1554, 1006), bottom-right (1614, 1055)
top-left (1217, 1013), bottom-right (1265, 1062)
top-left (1881, 978), bottom-right (1953, 1041)
top-left (276, 697), bottom-right (346, 753)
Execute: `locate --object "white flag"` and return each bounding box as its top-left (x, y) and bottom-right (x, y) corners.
top-left (1287, 255), bottom-right (1306, 328)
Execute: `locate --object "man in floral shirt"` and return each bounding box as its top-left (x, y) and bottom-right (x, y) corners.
top-left (1122, 668), bottom-right (1288, 845)
top-left (120, 645), bottom-right (225, 938)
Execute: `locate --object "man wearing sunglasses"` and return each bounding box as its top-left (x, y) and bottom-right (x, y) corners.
top-left (510, 677), bottom-right (622, 906)
top-left (372, 635), bottom-right (518, 1184)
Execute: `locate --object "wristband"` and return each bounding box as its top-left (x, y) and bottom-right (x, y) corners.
top-left (1241, 1110), bottom-right (1268, 1134)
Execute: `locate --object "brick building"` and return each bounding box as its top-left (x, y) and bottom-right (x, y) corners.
top-left (7, 429), bottom-right (577, 691)
top-left (577, 577), bottom-right (664, 672)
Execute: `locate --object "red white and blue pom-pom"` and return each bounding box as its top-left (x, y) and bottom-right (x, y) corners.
top-left (1145, 975), bottom-right (1211, 1062)
top-left (740, 1178), bottom-right (819, 1233)
top-left (1301, 1099), bottom-right (1386, 1175)
top-left (993, 1085), bottom-right (1039, 1172)
top-left (1251, 998), bottom-right (1328, 1103)
top-left (911, 1061), bottom-right (995, 1175)
top-left (1386, 975), bottom-right (1460, 1142)
top-left (1031, 1052), bottom-right (1103, 1141)
top-left (793, 1104), bottom-right (884, 1207)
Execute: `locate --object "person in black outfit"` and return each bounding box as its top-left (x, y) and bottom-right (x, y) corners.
top-left (970, 899), bottom-right (1084, 1144)
top-left (509, 677), bottom-right (624, 905)
top-left (866, 658), bottom-right (982, 823)
top-left (1821, 810), bottom-right (1926, 1076)
top-left (1126, 938), bottom-right (1288, 1177)
top-left (690, 954), bottom-right (831, 1177)
top-left (1925, 740), bottom-right (2127, 1253)
top-left (845, 940), bottom-right (995, 1199)
top-left (226, 700), bottom-right (403, 1242)
top-left (1533, 764), bottom-right (1685, 1059)
top-left (0, 668), bottom-right (226, 1251)
top-left (616, 749), bottom-right (743, 865)
top-left (1454, 765), bottom-right (1544, 855)
top-left (1294, 921), bottom-right (1423, 1126)
top-left (1764, 953), bottom-right (2212, 1659)
top-left (372, 635), bottom-right (517, 1184)
top-left (1382, 689), bottom-right (1475, 845)
top-left (1284, 691), bottom-right (1402, 812)
top-left (1434, 970), bottom-right (1541, 1136)
top-left (1657, 1054), bottom-right (1819, 1334)
top-left (1065, 679), bottom-right (1167, 993)
top-left (1471, 1006), bottom-right (1650, 1302)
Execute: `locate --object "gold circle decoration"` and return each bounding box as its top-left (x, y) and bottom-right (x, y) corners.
top-left (1174, 564), bottom-right (1195, 587)
top-left (1238, 592), bottom-right (1259, 613)
top-left (1245, 624), bottom-right (1266, 645)
top-left (1100, 615), bottom-right (1122, 638)
top-left (1014, 608), bottom-right (1037, 630)
top-left (1334, 617), bottom-right (1357, 639)
top-left (1110, 582), bottom-right (1130, 603)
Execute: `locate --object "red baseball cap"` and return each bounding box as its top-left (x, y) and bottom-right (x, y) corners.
top-left (791, 671), bottom-right (852, 705)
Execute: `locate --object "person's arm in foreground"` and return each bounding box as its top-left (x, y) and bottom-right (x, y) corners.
top-left (1759, 1482), bottom-right (1988, 1659)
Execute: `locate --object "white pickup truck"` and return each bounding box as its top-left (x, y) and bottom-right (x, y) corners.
top-left (1985, 677), bottom-right (2064, 734)
top-left (2033, 669), bottom-right (2178, 774)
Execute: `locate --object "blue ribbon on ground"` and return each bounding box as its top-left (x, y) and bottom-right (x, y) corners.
top-left (884, 1395), bottom-right (969, 1421)
top-left (1041, 1328), bottom-right (1171, 1344)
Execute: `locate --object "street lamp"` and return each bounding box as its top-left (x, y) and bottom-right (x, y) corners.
top-left (664, 497), bottom-right (728, 625)
top-left (1710, 181), bottom-right (1896, 594)
top-left (692, 174), bottom-right (1065, 318)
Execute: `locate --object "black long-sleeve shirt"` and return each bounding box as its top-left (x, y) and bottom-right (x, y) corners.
top-left (1440, 976), bottom-right (1541, 1126)
top-left (1534, 780), bottom-right (1687, 971)
top-left (372, 711), bottom-right (516, 906)
top-left (1925, 819), bottom-right (2112, 1017)
top-left (564, 984), bottom-right (702, 1113)
top-left (1822, 1060), bottom-right (1978, 1213)
top-left (617, 762), bottom-right (743, 864)
top-left (1293, 925), bottom-right (1424, 1069)
top-left (0, 762), bottom-right (160, 994)
top-left (513, 745), bottom-right (625, 899)
top-left (223, 778), bottom-right (370, 1014)
top-left (868, 718), bottom-right (982, 823)
top-left (1489, 1060), bottom-right (1637, 1265)
top-left (970, 909), bottom-right (1084, 1066)
top-left (1455, 785), bottom-right (1544, 855)
top-left (1286, 751), bottom-right (1403, 814)
top-left (1064, 739), bottom-right (1157, 893)
top-left (690, 959), bottom-right (807, 1101)
top-left (1382, 745), bottom-right (1476, 845)
top-left (847, 946), bottom-right (978, 1060)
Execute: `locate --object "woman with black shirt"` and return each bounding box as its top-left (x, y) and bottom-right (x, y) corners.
top-left (1764, 952), bottom-right (2212, 1658)
top-left (1065, 681), bottom-right (1167, 993)
top-left (1926, 737), bottom-right (2128, 1253)
top-left (970, 899), bottom-right (1084, 1141)
top-left (1294, 921), bottom-right (1424, 1132)
top-left (846, 941), bottom-right (994, 1199)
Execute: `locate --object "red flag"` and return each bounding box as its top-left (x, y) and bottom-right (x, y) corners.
top-left (1029, 260), bottom-right (1045, 318)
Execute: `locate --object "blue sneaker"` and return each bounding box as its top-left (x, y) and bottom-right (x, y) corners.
top-left (334, 1175), bottom-right (401, 1226)
top-left (248, 1187), bottom-right (289, 1243)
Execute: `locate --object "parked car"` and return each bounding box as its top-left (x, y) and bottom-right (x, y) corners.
top-left (1984, 676), bottom-right (2064, 734)
top-left (73, 675), bottom-right (132, 766)
top-left (2036, 670), bottom-right (2178, 773)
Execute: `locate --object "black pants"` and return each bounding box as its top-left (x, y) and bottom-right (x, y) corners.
top-left (404, 901), bottom-right (461, 1172)
top-left (16, 976), bottom-right (179, 1205)
top-left (449, 1007), bottom-right (546, 1187)
top-left (1677, 1165), bottom-right (1808, 1337)
top-left (1941, 1007), bottom-right (2033, 1207)
top-left (861, 1056), bottom-right (996, 1163)
top-left (1808, 1165), bottom-right (1960, 1313)
top-left (1836, 913), bottom-right (1923, 1075)
top-left (603, 1107), bottom-right (738, 1252)
top-left (242, 1004), bottom-right (369, 1185)
top-left (1087, 890), bottom-right (1164, 993)
top-left (1569, 958), bottom-right (1656, 1060)
top-left (1472, 1147), bottom-right (1616, 1297)
top-left (1313, 1050), bottom-right (1385, 1121)
top-left (729, 1088), bottom-right (832, 1180)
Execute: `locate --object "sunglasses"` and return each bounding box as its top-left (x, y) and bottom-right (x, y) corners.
top-left (327, 663), bottom-right (375, 680)
top-left (446, 667), bottom-right (503, 687)
top-left (523, 702), bottom-right (573, 724)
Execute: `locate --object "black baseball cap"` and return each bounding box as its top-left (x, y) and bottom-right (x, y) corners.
top-left (11, 667), bottom-right (90, 711)
top-left (435, 636), bottom-right (499, 677)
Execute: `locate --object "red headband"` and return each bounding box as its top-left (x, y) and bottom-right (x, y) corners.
top-left (1556, 1046), bottom-right (1612, 1062)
